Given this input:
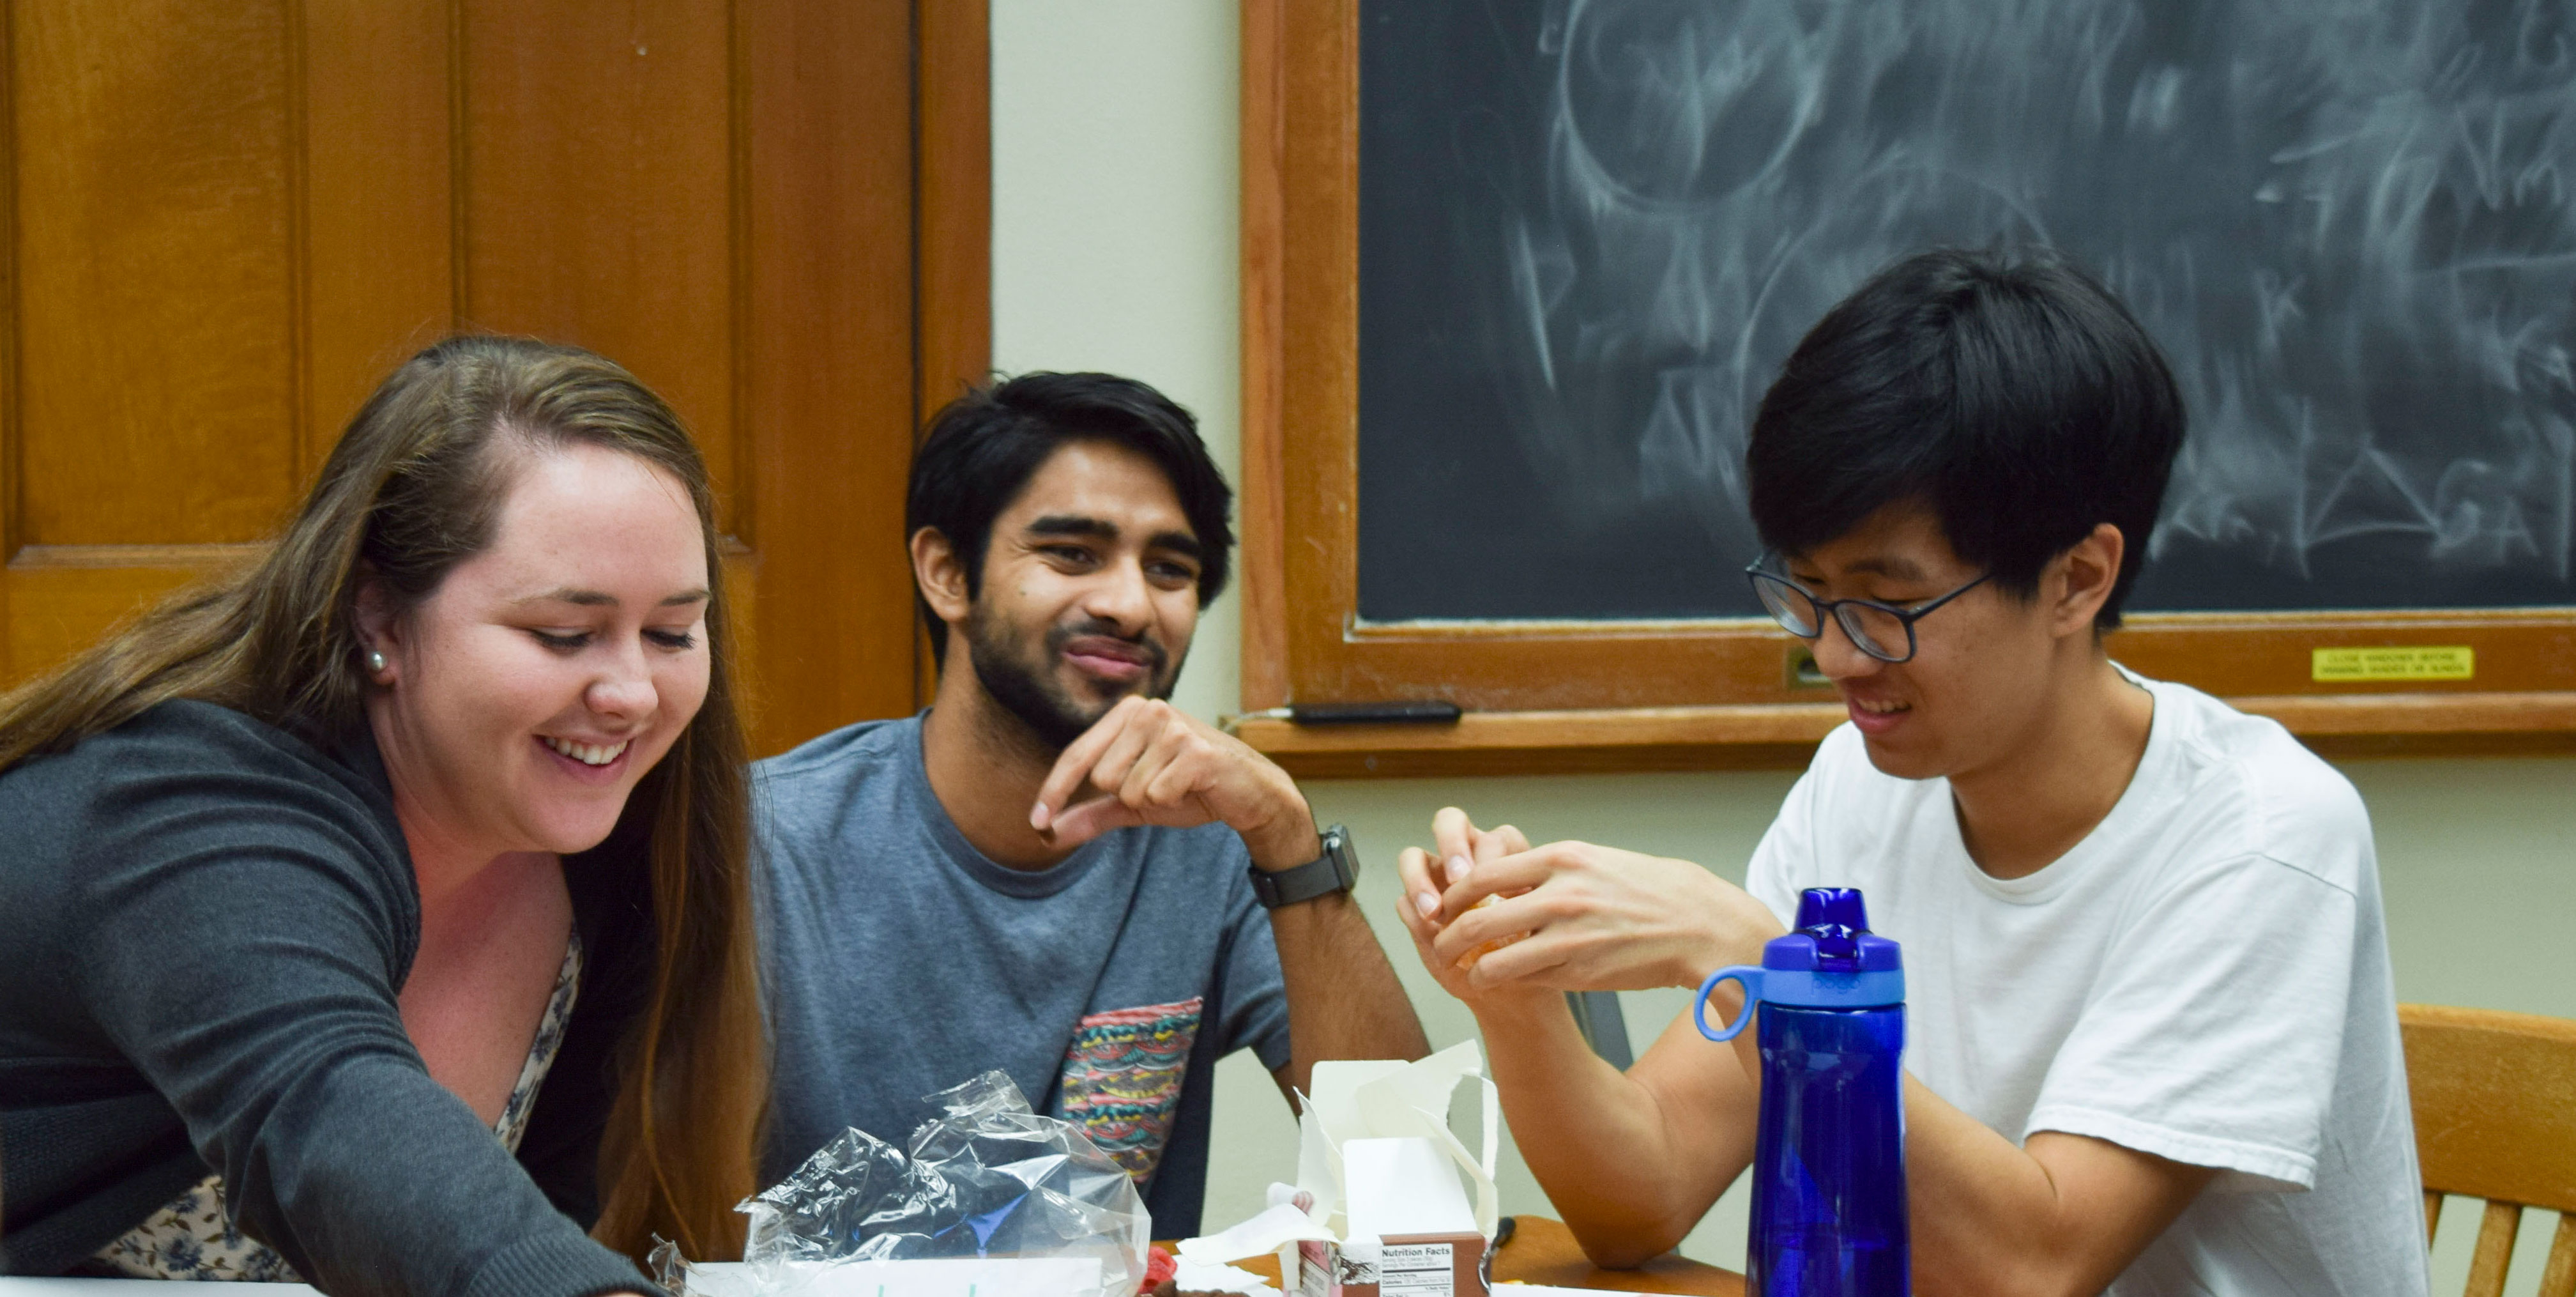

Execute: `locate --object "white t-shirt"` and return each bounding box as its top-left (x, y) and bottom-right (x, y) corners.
top-left (1746, 669), bottom-right (2427, 1296)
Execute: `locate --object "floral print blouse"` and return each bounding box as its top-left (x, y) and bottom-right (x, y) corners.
top-left (91, 934), bottom-right (584, 1281)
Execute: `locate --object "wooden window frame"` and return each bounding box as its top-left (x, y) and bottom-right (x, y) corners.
top-left (1235, 0), bottom-right (2576, 779)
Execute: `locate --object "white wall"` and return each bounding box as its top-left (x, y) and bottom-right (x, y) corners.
top-left (991, 5), bottom-right (2576, 1284)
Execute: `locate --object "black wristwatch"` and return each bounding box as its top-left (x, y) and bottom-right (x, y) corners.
top-left (1249, 823), bottom-right (1359, 909)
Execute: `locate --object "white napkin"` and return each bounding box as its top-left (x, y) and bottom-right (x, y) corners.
top-left (1175, 1201), bottom-right (1334, 1264)
top-left (1168, 1258), bottom-right (1279, 1295)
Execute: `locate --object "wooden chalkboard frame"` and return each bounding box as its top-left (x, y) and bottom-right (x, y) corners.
top-left (1236, 0), bottom-right (2576, 778)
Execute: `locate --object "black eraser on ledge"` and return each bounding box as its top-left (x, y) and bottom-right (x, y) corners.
top-left (1287, 700), bottom-right (1465, 726)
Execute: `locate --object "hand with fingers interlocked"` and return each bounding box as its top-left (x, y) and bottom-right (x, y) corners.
top-left (1027, 695), bottom-right (1321, 871)
top-left (1393, 805), bottom-right (1785, 1000)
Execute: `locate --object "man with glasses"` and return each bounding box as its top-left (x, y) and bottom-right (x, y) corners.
top-left (1394, 249), bottom-right (2424, 1294)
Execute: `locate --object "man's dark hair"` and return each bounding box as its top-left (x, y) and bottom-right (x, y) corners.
top-left (1747, 247), bottom-right (2185, 630)
top-left (908, 371), bottom-right (1234, 667)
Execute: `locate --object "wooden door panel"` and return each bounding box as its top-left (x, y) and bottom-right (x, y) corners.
top-left (301, 0), bottom-right (456, 484)
top-left (0, 0), bottom-right (977, 756)
top-left (3, 546), bottom-right (254, 682)
top-left (737, 0), bottom-right (921, 745)
top-left (14, 0), bottom-right (302, 546)
top-left (458, 0), bottom-right (743, 528)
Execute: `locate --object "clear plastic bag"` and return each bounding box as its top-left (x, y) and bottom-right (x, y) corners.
top-left (703, 1070), bottom-right (1152, 1297)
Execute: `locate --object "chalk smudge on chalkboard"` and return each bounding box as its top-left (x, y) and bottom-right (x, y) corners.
top-left (1356, 0), bottom-right (2576, 618)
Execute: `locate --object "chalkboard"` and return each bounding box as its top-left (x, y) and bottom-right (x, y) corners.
top-left (1357, 0), bottom-right (2576, 622)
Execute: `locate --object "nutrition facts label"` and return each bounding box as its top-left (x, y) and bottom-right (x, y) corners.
top-left (1377, 1241), bottom-right (1457, 1296)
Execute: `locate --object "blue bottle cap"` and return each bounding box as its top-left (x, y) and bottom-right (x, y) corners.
top-left (1794, 886), bottom-right (1868, 938)
top-left (1769, 887), bottom-right (1902, 974)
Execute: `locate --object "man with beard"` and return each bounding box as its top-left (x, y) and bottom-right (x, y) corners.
top-left (752, 372), bottom-right (1429, 1236)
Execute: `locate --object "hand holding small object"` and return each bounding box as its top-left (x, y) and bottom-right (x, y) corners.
top-left (1402, 806), bottom-right (1783, 994)
top-left (1394, 808), bottom-right (1553, 1006)
top-left (1030, 695), bottom-right (1320, 870)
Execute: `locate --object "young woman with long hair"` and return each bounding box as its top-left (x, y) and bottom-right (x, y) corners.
top-left (0, 336), bottom-right (766, 1294)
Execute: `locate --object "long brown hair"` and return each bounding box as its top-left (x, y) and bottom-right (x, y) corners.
top-left (0, 335), bottom-right (765, 1261)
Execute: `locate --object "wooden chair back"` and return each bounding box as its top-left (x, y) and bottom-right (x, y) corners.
top-left (2400, 1003), bottom-right (2576, 1297)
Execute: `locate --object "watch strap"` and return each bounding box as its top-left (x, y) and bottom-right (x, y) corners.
top-left (1249, 824), bottom-right (1357, 909)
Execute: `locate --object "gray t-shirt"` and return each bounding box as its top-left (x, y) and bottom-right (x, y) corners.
top-left (753, 713), bottom-right (1293, 1238)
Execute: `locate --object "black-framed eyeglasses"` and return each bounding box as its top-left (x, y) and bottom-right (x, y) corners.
top-left (1744, 559), bottom-right (1991, 664)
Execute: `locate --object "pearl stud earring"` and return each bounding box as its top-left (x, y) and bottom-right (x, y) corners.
top-left (366, 650), bottom-right (388, 674)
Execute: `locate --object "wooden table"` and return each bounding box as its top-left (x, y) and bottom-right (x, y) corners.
top-left (1181, 1216), bottom-right (1744, 1295)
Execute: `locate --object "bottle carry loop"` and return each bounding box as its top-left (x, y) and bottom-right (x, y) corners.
top-left (1695, 966), bottom-right (1765, 1041)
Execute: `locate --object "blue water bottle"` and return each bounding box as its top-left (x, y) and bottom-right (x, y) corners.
top-left (1695, 887), bottom-right (1909, 1296)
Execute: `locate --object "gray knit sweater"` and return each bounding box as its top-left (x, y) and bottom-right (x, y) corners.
top-left (0, 700), bottom-right (659, 1297)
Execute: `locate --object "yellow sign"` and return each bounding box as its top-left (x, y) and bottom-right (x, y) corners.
top-left (2312, 645), bottom-right (2474, 682)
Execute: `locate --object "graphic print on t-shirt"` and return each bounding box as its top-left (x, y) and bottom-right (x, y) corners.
top-left (1059, 997), bottom-right (1204, 1183)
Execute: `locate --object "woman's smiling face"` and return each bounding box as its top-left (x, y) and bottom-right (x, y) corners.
top-left (363, 440), bottom-right (712, 861)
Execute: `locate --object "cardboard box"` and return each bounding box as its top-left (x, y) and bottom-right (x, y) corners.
top-left (1184, 1043), bottom-right (1502, 1296)
top-left (1284, 1231), bottom-right (1490, 1297)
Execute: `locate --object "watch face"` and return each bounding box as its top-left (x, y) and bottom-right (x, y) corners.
top-left (1325, 826), bottom-right (1357, 885)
